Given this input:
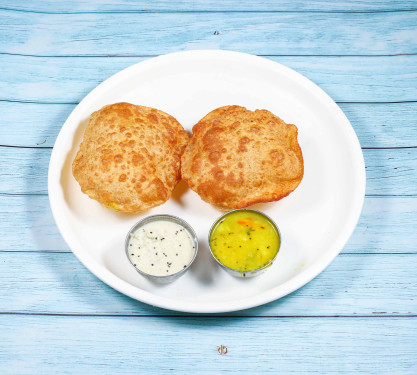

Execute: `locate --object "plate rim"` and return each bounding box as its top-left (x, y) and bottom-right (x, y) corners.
top-left (48, 50), bottom-right (366, 313)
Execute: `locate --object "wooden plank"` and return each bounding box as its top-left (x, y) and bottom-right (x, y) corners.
top-left (0, 252), bottom-right (416, 316)
top-left (0, 195), bottom-right (68, 252)
top-left (1, 147), bottom-right (416, 196)
top-left (1, 55), bottom-right (416, 103)
top-left (1, 315), bottom-right (416, 374)
top-left (340, 103), bottom-right (417, 148)
top-left (0, 147), bottom-right (49, 195)
top-left (2, 0), bottom-right (416, 13)
top-left (344, 197), bottom-right (417, 253)
top-left (1, 195), bottom-right (416, 254)
top-left (363, 148), bottom-right (417, 196)
top-left (1, 11), bottom-right (416, 56)
top-left (0, 102), bottom-right (75, 147)
top-left (2, 102), bottom-right (417, 148)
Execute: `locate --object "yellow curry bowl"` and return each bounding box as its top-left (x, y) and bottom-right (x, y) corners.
top-left (208, 209), bottom-right (281, 278)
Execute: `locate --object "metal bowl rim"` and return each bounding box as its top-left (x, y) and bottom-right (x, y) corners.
top-left (125, 214), bottom-right (199, 279)
top-left (207, 208), bottom-right (281, 274)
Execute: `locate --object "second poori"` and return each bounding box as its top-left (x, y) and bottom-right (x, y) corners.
top-left (181, 105), bottom-right (304, 209)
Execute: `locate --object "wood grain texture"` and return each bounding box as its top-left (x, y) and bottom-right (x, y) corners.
top-left (1, 147), bottom-right (416, 196)
top-left (1, 55), bottom-right (416, 103)
top-left (1, 315), bottom-right (416, 375)
top-left (0, 252), bottom-right (416, 316)
top-left (0, 195), bottom-right (67, 251)
top-left (1, 195), bottom-right (416, 254)
top-left (1, 10), bottom-right (416, 56)
top-left (2, 102), bottom-right (417, 148)
top-left (2, 0), bottom-right (416, 12)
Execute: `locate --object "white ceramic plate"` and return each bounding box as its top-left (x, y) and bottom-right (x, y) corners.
top-left (48, 50), bottom-right (365, 313)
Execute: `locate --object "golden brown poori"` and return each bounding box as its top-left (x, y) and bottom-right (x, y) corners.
top-left (72, 102), bottom-right (189, 212)
top-left (181, 105), bottom-right (304, 209)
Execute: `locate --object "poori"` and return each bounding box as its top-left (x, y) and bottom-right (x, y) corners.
top-left (181, 105), bottom-right (304, 209)
top-left (72, 102), bottom-right (189, 212)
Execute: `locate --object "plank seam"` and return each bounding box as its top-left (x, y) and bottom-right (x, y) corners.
top-left (2, 99), bottom-right (417, 105)
top-left (0, 144), bottom-right (52, 149)
top-left (0, 312), bottom-right (416, 318)
top-left (0, 192), bottom-right (48, 197)
top-left (362, 146), bottom-right (417, 150)
top-left (0, 99), bottom-right (79, 105)
top-left (2, 52), bottom-right (417, 58)
top-left (1, 7), bottom-right (417, 14)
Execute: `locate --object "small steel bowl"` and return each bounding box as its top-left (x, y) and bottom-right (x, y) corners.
top-left (208, 209), bottom-right (281, 278)
top-left (125, 214), bottom-right (199, 284)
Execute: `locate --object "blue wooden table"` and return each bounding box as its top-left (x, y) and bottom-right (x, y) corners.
top-left (1, 1), bottom-right (416, 373)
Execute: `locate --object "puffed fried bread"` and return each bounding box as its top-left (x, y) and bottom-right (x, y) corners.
top-left (72, 102), bottom-right (189, 212)
top-left (181, 105), bottom-right (303, 209)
